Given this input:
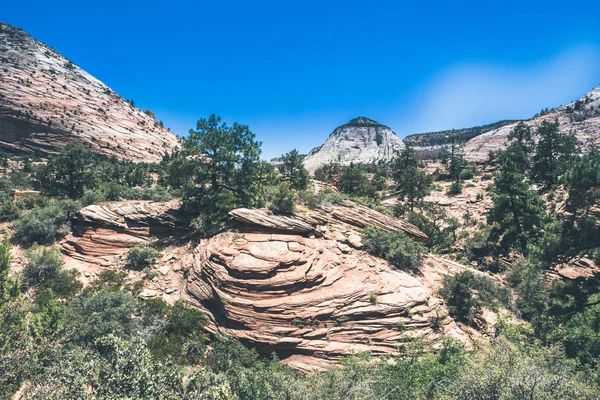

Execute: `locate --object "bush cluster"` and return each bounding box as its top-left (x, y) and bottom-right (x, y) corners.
top-left (362, 226), bottom-right (425, 270)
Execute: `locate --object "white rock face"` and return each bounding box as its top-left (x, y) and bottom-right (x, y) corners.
top-left (304, 117), bottom-right (405, 173)
top-left (0, 22), bottom-right (180, 162)
top-left (464, 85), bottom-right (600, 162)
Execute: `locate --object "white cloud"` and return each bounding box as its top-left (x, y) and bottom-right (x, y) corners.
top-left (398, 45), bottom-right (600, 134)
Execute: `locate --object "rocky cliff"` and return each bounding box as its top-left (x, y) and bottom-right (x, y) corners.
top-left (59, 199), bottom-right (490, 371)
top-left (304, 117), bottom-right (405, 173)
top-left (465, 85), bottom-right (600, 161)
top-left (0, 22), bottom-right (180, 162)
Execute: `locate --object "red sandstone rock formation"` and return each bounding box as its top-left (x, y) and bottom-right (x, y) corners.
top-left (59, 200), bottom-right (486, 370)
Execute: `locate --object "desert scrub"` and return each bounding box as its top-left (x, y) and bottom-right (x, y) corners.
top-left (126, 245), bottom-right (160, 270)
top-left (362, 227), bottom-right (425, 270)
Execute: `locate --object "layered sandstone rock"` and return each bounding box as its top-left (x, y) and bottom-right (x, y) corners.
top-left (0, 23), bottom-right (180, 162)
top-left (304, 117), bottom-right (405, 174)
top-left (187, 231), bottom-right (469, 371)
top-left (62, 200), bottom-right (183, 266)
top-left (61, 200), bottom-right (484, 370)
top-left (229, 201), bottom-right (429, 242)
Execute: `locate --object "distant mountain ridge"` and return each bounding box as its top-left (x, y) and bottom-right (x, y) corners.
top-left (399, 85), bottom-right (600, 162)
top-left (404, 120), bottom-right (519, 159)
top-left (0, 22), bottom-right (180, 162)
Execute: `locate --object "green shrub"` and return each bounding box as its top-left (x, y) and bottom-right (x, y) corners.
top-left (12, 199), bottom-right (79, 245)
top-left (439, 271), bottom-right (481, 324)
top-left (298, 189), bottom-right (346, 208)
top-left (369, 294), bottom-right (378, 304)
top-left (23, 246), bottom-right (82, 297)
top-left (337, 165), bottom-right (372, 196)
top-left (439, 271), bottom-right (511, 324)
top-left (460, 163), bottom-right (478, 180)
top-left (126, 245), bottom-right (160, 270)
top-left (23, 246), bottom-right (62, 286)
top-left (362, 227), bottom-right (425, 270)
top-left (448, 181), bottom-right (462, 195)
top-left (0, 193), bottom-right (20, 222)
top-left (268, 182), bottom-right (296, 215)
top-left (66, 289), bottom-right (140, 346)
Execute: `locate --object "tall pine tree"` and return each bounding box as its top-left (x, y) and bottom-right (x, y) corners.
top-left (392, 147), bottom-right (432, 211)
top-left (531, 120), bottom-right (580, 188)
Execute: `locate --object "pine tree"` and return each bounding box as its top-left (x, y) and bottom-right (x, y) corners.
top-left (392, 147), bottom-right (432, 210)
top-left (171, 115), bottom-right (266, 231)
top-left (442, 133), bottom-right (467, 193)
top-left (488, 149), bottom-right (548, 254)
top-left (279, 149), bottom-right (309, 190)
top-left (531, 120), bottom-right (580, 188)
top-left (505, 122), bottom-right (534, 173)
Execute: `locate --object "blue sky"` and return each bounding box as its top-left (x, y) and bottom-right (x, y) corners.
top-left (3, 0), bottom-right (600, 159)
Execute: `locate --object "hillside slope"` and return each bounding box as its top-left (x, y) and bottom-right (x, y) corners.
top-left (403, 120), bottom-right (518, 159)
top-left (464, 85), bottom-right (600, 161)
top-left (0, 22), bottom-right (180, 162)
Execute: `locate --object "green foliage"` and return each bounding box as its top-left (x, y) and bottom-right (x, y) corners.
top-left (126, 245), bottom-right (160, 270)
top-left (506, 121), bottom-right (534, 172)
top-left (166, 115), bottom-right (268, 231)
top-left (23, 246), bottom-right (63, 286)
top-left (280, 149), bottom-right (309, 190)
top-left (392, 146), bottom-right (432, 210)
top-left (362, 226), bottom-right (425, 270)
top-left (313, 163), bottom-right (342, 183)
top-left (531, 120), bottom-right (581, 188)
top-left (441, 132), bottom-right (468, 191)
top-left (298, 188), bottom-right (347, 208)
top-left (268, 182), bottom-right (296, 215)
top-left (405, 203), bottom-right (457, 253)
top-left (21, 335), bottom-right (185, 399)
top-left (447, 181), bottom-right (462, 195)
top-left (452, 337), bottom-right (596, 399)
top-left (0, 193), bottom-right (20, 222)
top-left (487, 147), bottom-right (548, 255)
top-left (12, 199), bottom-right (78, 245)
top-left (458, 228), bottom-right (492, 266)
top-left (0, 236), bottom-right (19, 303)
top-left (37, 141), bottom-right (96, 198)
top-left (459, 162), bottom-right (478, 180)
top-left (563, 144), bottom-right (600, 215)
top-left (439, 271), bottom-right (482, 324)
top-left (336, 164), bottom-right (372, 196)
top-left (440, 271), bottom-right (512, 325)
top-left (145, 299), bottom-right (208, 364)
top-left (66, 288), bottom-right (140, 346)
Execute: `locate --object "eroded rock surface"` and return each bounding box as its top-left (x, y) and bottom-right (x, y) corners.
top-left (0, 23), bottom-right (180, 162)
top-left (63, 200), bottom-right (183, 266)
top-left (187, 232), bottom-right (468, 371)
top-left (62, 200), bottom-right (476, 371)
top-left (304, 117), bottom-right (405, 173)
top-left (230, 201), bottom-right (429, 243)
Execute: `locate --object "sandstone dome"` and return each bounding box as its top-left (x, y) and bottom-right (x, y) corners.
top-left (304, 117), bottom-right (405, 173)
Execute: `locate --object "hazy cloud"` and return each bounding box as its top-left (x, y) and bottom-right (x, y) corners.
top-left (398, 45), bottom-right (600, 134)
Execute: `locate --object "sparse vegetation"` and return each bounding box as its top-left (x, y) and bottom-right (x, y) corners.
top-left (126, 245), bottom-right (160, 270)
top-left (362, 226), bottom-right (425, 270)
